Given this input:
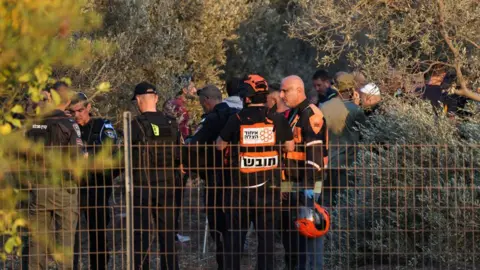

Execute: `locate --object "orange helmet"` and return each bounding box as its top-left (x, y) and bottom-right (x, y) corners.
top-left (295, 203), bottom-right (330, 238)
top-left (239, 74), bottom-right (268, 98)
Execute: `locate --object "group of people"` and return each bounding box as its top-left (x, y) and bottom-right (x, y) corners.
top-left (23, 68), bottom-right (383, 270)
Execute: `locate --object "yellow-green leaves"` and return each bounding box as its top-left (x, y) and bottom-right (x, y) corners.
top-left (10, 104), bottom-right (24, 114)
top-left (28, 86), bottom-right (41, 103)
top-left (0, 123), bottom-right (12, 135)
top-left (34, 66), bottom-right (50, 84)
top-left (12, 218), bottom-right (27, 231)
top-left (96, 81), bottom-right (111, 93)
top-left (60, 77), bottom-right (72, 86)
top-left (18, 73), bottom-right (31, 82)
top-left (51, 90), bottom-right (61, 105)
top-left (4, 114), bottom-right (21, 128)
top-left (0, 0), bottom-right (115, 263)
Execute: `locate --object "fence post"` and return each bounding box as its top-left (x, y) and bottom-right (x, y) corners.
top-left (123, 111), bottom-right (134, 270)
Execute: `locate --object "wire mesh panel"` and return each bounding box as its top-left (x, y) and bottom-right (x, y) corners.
top-left (73, 144), bottom-right (126, 270)
top-left (0, 143), bottom-right (126, 270)
top-left (1, 141), bottom-right (479, 269)
top-left (132, 142), bottom-right (480, 270)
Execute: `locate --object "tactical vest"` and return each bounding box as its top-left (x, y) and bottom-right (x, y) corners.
top-left (281, 105), bottom-right (326, 193)
top-left (134, 113), bottom-right (178, 170)
top-left (234, 111), bottom-right (279, 177)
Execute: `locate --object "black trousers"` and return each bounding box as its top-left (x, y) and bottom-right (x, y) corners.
top-left (73, 186), bottom-right (112, 270)
top-left (133, 186), bottom-right (178, 270)
top-left (320, 168), bottom-right (349, 208)
top-left (175, 174), bottom-right (188, 238)
top-left (204, 172), bottom-right (228, 269)
top-left (224, 184), bottom-right (280, 270)
top-left (280, 192), bottom-right (307, 270)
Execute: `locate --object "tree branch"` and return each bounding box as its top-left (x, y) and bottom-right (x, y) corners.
top-left (464, 37), bottom-right (480, 49)
top-left (418, 60), bottom-right (452, 75)
top-left (436, 0), bottom-right (480, 102)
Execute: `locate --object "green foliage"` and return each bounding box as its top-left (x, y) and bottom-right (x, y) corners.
top-left (325, 98), bottom-right (480, 269)
top-left (59, 0), bottom-right (251, 124)
top-left (225, 1), bottom-right (318, 84)
top-left (289, 3), bottom-right (480, 264)
top-left (289, 0), bottom-right (480, 94)
top-left (0, 0), bottom-right (115, 262)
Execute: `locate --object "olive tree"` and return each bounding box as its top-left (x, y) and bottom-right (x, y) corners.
top-left (289, 0), bottom-right (480, 96)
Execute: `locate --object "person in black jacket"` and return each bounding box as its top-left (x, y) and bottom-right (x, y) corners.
top-left (312, 69), bottom-right (338, 105)
top-left (183, 84), bottom-right (240, 269)
top-left (26, 86), bottom-right (84, 270)
top-left (69, 92), bottom-right (118, 270)
top-left (131, 82), bottom-right (181, 270)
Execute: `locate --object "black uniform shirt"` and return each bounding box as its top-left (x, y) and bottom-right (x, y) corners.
top-left (80, 118), bottom-right (118, 145)
top-left (130, 111), bottom-right (181, 184)
top-left (317, 87), bottom-right (339, 105)
top-left (183, 102), bottom-right (239, 173)
top-left (131, 111), bottom-right (181, 144)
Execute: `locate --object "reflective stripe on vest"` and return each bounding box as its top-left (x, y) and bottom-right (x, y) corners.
top-left (280, 181), bottom-right (323, 193)
top-left (239, 150), bottom-right (279, 173)
top-left (238, 118), bottom-right (278, 174)
top-left (286, 151), bottom-right (306, 160)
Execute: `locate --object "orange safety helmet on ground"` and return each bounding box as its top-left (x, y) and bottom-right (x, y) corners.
top-left (295, 203), bottom-right (330, 238)
top-left (238, 74), bottom-right (269, 98)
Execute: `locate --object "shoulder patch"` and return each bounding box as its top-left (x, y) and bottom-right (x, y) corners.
top-left (151, 123), bottom-right (160, 136)
top-left (105, 129), bottom-right (116, 139)
top-left (104, 122), bottom-right (114, 129)
top-left (72, 123), bottom-right (81, 137)
top-left (308, 104), bottom-right (324, 134)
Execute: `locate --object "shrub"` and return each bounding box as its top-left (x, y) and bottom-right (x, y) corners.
top-left (325, 98), bottom-right (480, 269)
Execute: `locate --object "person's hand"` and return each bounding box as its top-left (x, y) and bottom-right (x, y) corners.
top-left (179, 164), bottom-right (186, 175)
top-left (304, 189), bottom-right (315, 199)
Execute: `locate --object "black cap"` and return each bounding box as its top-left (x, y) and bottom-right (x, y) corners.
top-left (197, 84), bottom-right (222, 100)
top-left (132, 82), bottom-right (158, 100)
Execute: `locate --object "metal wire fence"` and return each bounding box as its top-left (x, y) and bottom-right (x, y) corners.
top-left (1, 114), bottom-right (479, 270)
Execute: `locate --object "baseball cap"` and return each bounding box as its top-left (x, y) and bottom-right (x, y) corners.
top-left (336, 73), bottom-right (356, 92)
top-left (132, 82), bottom-right (158, 100)
top-left (197, 84), bottom-right (222, 100)
top-left (359, 83), bottom-right (381, 96)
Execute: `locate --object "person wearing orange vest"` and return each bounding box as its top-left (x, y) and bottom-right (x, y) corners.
top-left (217, 74), bottom-right (294, 270)
top-left (280, 75), bottom-right (330, 270)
